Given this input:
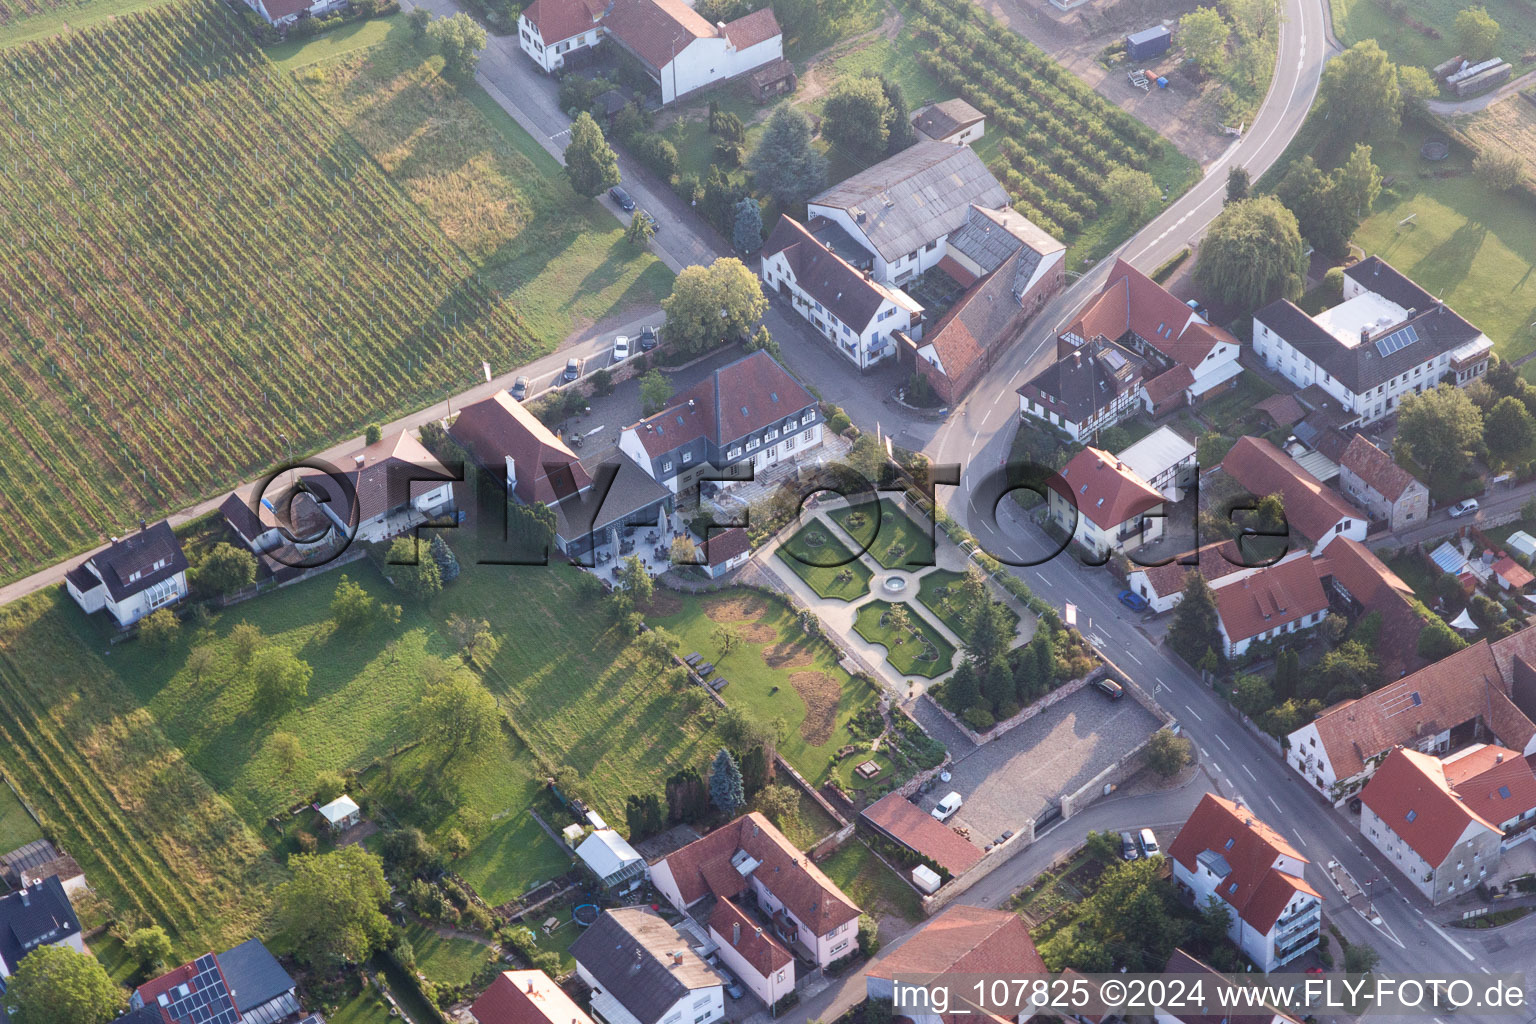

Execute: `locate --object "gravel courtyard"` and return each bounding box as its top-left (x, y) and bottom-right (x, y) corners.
top-left (919, 687), bottom-right (1162, 842)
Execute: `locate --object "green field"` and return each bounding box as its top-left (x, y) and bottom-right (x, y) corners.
top-left (828, 499), bottom-right (936, 570)
top-left (1329, 0), bottom-right (1536, 72)
top-left (265, 11), bottom-right (405, 68)
top-left (1351, 127), bottom-right (1536, 370)
top-left (649, 590), bottom-right (881, 785)
top-left (401, 921), bottom-right (495, 989)
top-left (0, 0), bottom-right (179, 50)
top-left (853, 600), bottom-right (955, 677)
top-left (777, 522), bottom-right (875, 600)
top-left (0, 0), bottom-right (545, 587)
top-left (0, 780), bottom-right (43, 852)
top-left (916, 569), bottom-right (1020, 639)
top-left (302, 36), bottom-right (672, 352)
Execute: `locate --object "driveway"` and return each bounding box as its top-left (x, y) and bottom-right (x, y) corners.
top-left (921, 686), bottom-right (1162, 841)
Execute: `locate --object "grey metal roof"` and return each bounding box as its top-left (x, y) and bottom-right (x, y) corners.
top-left (806, 215), bottom-right (875, 269)
top-left (216, 938), bottom-right (295, 1015)
top-left (552, 452), bottom-right (670, 542)
top-left (810, 141), bottom-right (1008, 262)
top-left (911, 98), bottom-right (983, 140)
top-left (570, 908), bottom-right (719, 1024)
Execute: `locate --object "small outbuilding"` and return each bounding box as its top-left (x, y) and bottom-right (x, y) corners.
top-left (318, 794), bottom-right (361, 832)
top-left (1127, 25), bottom-right (1171, 61)
top-left (575, 828), bottom-right (647, 891)
top-left (1507, 531), bottom-right (1536, 561)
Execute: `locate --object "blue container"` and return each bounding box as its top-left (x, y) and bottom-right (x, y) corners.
top-left (1126, 25), bottom-right (1171, 61)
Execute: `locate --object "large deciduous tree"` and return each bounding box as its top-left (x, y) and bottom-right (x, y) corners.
top-left (746, 106), bottom-right (827, 207)
top-left (1319, 41), bottom-right (1400, 142)
top-left (196, 542), bottom-right (256, 595)
top-left (1484, 396), bottom-right (1534, 465)
top-left (428, 12), bottom-right (487, 79)
top-left (421, 672), bottom-right (502, 764)
top-left (1107, 167), bottom-right (1161, 220)
top-left (2, 945), bottom-right (123, 1024)
top-left (660, 258), bottom-right (768, 354)
top-left (253, 647), bottom-right (313, 712)
top-left (821, 76), bottom-right (893, 157)
top-left (1394, 384), bottom-right (1483, 484)
top-left (1455, 6), bottom-right (1501, 62)
top-left (1179, 6), bottom-right (1230, 74)
top-left (564, 112), bottom-right (620, 198)
top-left (385, 537), bottom-right (443, 599)
top-left (1194, 196), bottom-right (1305, 310)
top-left (276, 847), bottom-right (392, 968)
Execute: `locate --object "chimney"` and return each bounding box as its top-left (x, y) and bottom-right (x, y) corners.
top-left (528, 980), bottom-right (537, 994)
top-left (140, 518), bottom-right (147, 532)
top-left (673, 950), bottom-right (685, 966)
top-left (18, 888), bottom-right (29, 907)
top-left (1361, 326), bottom-right (1371, 344)
top-left (688, 399), bottom-right (696, 409)
top-left (1072, 351), bottom-right (1081, 366)
top-left (732, 922), bottom-right (741, 944)
top-left (1496, 753), bottom-right (1504, 763)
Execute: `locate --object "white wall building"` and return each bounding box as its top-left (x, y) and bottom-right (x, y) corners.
top-left (64, 521), bottom-right (189, 628)
top-left (1044, 447), bottom-right (1165, 559)
top-left (569, 909), bottom-right (724, 1024)
top-left (1116, 426), bottom-right (1196, 502)
top-left (1252, 256), bottom-right (1492, 426)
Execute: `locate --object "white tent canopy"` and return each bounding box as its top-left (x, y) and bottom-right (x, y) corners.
top-left (1449, 608), bottom-right (1478, 631)
top-left (317, 794), bottom-right (360, 826)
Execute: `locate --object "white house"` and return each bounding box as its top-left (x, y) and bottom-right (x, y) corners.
top-left (910, 98), bottom-right (985, 145)
top-left (1116, 426), bottom-right (1196, 502)
top-left (1252, 256), bottom-right (1493, 426)
top-left (291, 430), bottom-right (456, 546)
top-left (1210, 554), bottom-right (1328, 658)
top-left (708, 899), bottom-right (794, 1008)
top-left (1044, 447), bottom-right (1165, 559)
top-left (0, 877), bottom-right (85, 983)
top-left (761, 215), bottom-right (923, 369)
top-left (519, 0), bottom-right (784, 104)
top-left (1168, 794), bottom-right (1322, 971)
top-left (619, 352), bottom-right (822, 497)
top-left (1358, 746), bottom-right (1536, 905)
top-left (1220, 436), bottom-right (1366, 553)
top-left (649, 812), bottom-right (860, 969)
top-left (807, 142), bottom-right (1010, 287)
top-left (703, 528), bottom-right (750, 578)
top-left (65, 521), bottom-right (189, 628)
top-left (569, 908), bottom-right (725, 1024)
top-left (1126, 540), bottom-right (1292, 615)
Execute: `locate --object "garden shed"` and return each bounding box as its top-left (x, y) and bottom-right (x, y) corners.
top-left (317, 794), bottom-right (361, 831)
top-left (576, 828), bottom-right (647, 891)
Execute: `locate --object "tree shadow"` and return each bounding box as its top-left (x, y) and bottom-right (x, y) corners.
top-left (1410, 216), bottom-right (1487, 295)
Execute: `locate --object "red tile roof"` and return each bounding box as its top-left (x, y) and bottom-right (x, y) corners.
top-left (1045, 447), bottom-right (1164, 531)
top-left (867, 905), bottom-right (1045, 979)
top-left (708, 899), bottom-right (792, 976)
top-left (1063, 258), bottom-right (1235, 371)
top-left (604, 0), bottom-right (716, 69)
top-left (628, 351), bottom-right (813, 459)
top-left (1340, 433), bottom-right (1421, 503)
top-left (655, 813), bottom-right (859, 934)
top-left (294, 430), bottom-right (453, 524)
top-left (451, 391), bottom-right (591, 506)
top-left (1319, 536), bottom-right (1412, 606)
top-left (936, 254), bottom-right (978, 288)
top-left (721, 6), bottom-right (781, 49)
top-left (1163, 950), bottom-right (1301, 1024)
top-left (1360, 748), bottom-right (1504, 866)
top-left (471, 970), bottom-right (596, 1024)
top-left (1444, 745), bottom-right (1536, 824)
top-left (1220, 436), bottom-right (1357, 544)
top-left (1211, 555), bottom-right (1328, 645)
top-left (1256, 393), bottom-right (1306, 428)
top-left (1167, 794), bottom-right (1318, 933)
top-left (521, 0), bottom-right (605, 43)
top-left (1493, 557), bottom-right (1535, 589)
top-left (705, 528), bottom-right (750, 567)
top-left (1142, 365), bottom-right (1194, 408)
top-left (1135, 539), bottom-right (1252, 600)
top-left (1305, 641), bottom-right (1523, 781)
top-left (860, 793), bottom-right (984, 876)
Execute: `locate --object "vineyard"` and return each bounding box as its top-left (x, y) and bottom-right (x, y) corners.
top-left (0, 0), bottom-right (539, 584)
top-left (907, 0), bottom-right (1196, 247)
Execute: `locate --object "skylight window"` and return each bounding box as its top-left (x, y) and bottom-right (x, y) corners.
top-left (676, 415), bottom-right (685, 425)
top-left (1406, 809), bottom-right (1417, 823)
top-left (1224, 838), bottom-right (1235, 850)
top-left (1228, 882), bottom-right (1238, 894)
top-left (1411, 691), bottom-right (1422, 707)
top-left (770, 392), bottom-right (779, 402)
top-left (1498, 785), bottom-right (1512, 799)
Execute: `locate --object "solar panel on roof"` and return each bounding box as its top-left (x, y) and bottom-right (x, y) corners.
top-left (157, 954), bottom-right (239, 1024)
top-left (1373, 324), bottom-right (1419, 358)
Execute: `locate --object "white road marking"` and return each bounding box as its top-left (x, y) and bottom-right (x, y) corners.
top-left (1480, 967), bottom-right (1491, 975)
top-left (1126, 651), bottom-right (1142, 665)
top-left (1242, 764), bottom-right (1256, 781)
top-left (1430, 923), bottom-right (1476, 962)
top-left (1210, 761), bottom-right (1222, 775)
top-left (1183, 704), bottom-right (1203, 722)
top-left (1267, 795), bottom-right (1282, 813)
top-left (1200, 748), bottom-right (1210, 757)
top-left (1292, 829), bottom-right (1307, 848)
top-left (1034, 571), bottom-right (1050, 587)
top-left (1216, 734), bottom-right (1230, 751)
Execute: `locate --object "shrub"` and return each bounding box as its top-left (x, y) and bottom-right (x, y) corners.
top-left (962, 706), bottom-right (995, 731)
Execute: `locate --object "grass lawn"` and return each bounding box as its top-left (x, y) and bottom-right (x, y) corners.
top-left (748, 788), bottom-right (841, 848)
top-left (916, 569), bottom-right (1020, 639)
top-left (832, 749), bottom-right (898, 796)
top-left (0, 782), bottom-right (42, 851)
top-left (777, 522), bottom-right (875, 601)
top-left (828, 499), bottom-right (935, 570)
top-left (302, 38), bottom-right (672, 350)
top-left (265, 12), bottom-right (405, 69)
top-left (328, 992), bottom-right (399, 1024)
top-left (648, 591), bottom-right (881, 785)
top-left (852, 601), bottom-right (955, 678)
top-left (817, 838), bottom-right (923, 924)
top-left (1328, 0), bottom-right (1536, 73)
top-left (1196, 373), bottom-right (1279, 434)
top-left (88, 932), bottom-right (144, 989)
top-left (513, 895), bottom-right (588, 973)
top-left (1350, 127), bottom-right (1536, 372)
top-left (1386, 550), bottom-right (1442, 609)
top-left (401, 921), bottom-right (495, 989)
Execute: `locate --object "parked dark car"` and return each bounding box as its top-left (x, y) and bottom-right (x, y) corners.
top-left (1091, 677), bottom-right (1126, 701)
top-left (1117, 589), bottom-right (1149, 612)
top-left (609, 185), bottom-right (635, 211)
top-left (562, 357), bottom-right (581, 383)
top-left (638, 325), bottom-right (659, 351)
top-left (1120, 831), bottom-right (1140, 861)
top-left (509, 375), bottom-right (530, 401)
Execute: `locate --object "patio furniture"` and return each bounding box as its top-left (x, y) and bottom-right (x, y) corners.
top-left (711, 677), bottom-right (729, 691)
top-left (697, 663), bottom-right (714, 677)
top-left (685, 653), bottom-right (703, 665)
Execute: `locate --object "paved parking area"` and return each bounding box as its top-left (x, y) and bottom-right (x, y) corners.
top-left (919, 687), bottom-right (1162, 842)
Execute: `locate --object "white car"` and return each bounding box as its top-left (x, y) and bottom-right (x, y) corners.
top-left (1449, 498), bottom-right (1479, 518)
top-left (612, 335), bottom-right (630, 361)
top-left (931, 791), bottom-right (963, 822)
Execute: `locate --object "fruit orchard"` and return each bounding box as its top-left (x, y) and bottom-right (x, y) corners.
top-left (0, 0), bottom-right (537, 582)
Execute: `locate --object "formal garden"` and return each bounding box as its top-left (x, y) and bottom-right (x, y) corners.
top-left (853, 601), bottom-right (956, 678)
top-left (917, 569), bottom-right (1020, 638)
top-left (828, 498), bottom-right (938, 570)
top-left (777, 522), bottom-right (876, 600)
